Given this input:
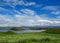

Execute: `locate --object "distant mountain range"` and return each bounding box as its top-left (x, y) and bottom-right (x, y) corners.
top-left (0, 27), bottom-right (12, 30)
top-left (0, 26), bottom-right (60, 30)
top-left (22, 26), bottom-right (60, 28)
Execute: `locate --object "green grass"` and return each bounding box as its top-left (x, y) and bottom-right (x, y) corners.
top-left (0, 32), bottom-right (60, 43)
top-left (0, 28), bottom-right (60, 43)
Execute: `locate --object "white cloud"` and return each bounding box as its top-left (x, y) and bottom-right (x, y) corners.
top-left (39, 14), bottom-right (49, 19)
top-left (0, 14), bottom-right (15, 27)
top-left (42, 6), bottom-right (60, 16)
top-left (14, 14), bottom-right (53, 26)
top-left (0, 24), bottom-right (8, 27)
top-left (51, 11), bottom-right (60, 15)
top-left (1, 0), bottom-right (36, 8)
top-left (21, 9), bottom-right (36, 16)
top-left (0, 13), bottom-right (60, 27)
top-left (0, 7), bottom-right (60, 27)
top-left (55, 15), bottom-right (60, 20)
top-left (12, 9), bottom-right (22, 14)
top-left (18, 0), bottom-right (36, 6)
top-left (38, 20), bottom-right (53, 23)
top-left (42, 6), bottom-right (59, 11)
top-left (0, 7), bottom-right (14, 14)
top-left (25, 2), bottom-right (36, 6)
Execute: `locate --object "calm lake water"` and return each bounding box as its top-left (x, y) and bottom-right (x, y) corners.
top-left (0, 30), bottom-right (45, 33)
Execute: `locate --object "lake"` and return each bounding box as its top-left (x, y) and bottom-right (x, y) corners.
top-left (0, 30), bottom-right (45, 33)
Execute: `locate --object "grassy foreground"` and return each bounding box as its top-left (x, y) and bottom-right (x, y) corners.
top-left (0, 32), bottom-right (60, 43)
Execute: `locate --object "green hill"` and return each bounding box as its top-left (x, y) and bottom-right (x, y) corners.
top-left (10, 27), bottom-right (25, 31)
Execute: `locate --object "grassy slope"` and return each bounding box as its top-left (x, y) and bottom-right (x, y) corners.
top-left (0, 32), bottom-right (60, 43)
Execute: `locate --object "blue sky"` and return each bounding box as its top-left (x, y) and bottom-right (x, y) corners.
top-left (0, 0), bottom-right (60, 27)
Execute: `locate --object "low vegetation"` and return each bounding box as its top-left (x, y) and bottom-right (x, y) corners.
top-left (45, 28), bottom-right (60, 34)
top-left (0, 32), bottom-right (60, 43)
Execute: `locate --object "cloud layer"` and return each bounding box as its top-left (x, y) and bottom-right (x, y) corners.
top-left (0, 7), bottom-right (60, 27)
top-left (0, 0), bottom-right (60, 27)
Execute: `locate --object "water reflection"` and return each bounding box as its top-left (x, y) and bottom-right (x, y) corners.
top-left (12, 30), bottom-right (45, 33)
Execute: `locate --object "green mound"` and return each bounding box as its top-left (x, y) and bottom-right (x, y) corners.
top-left (5, 31), bottom-right (15, 34)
